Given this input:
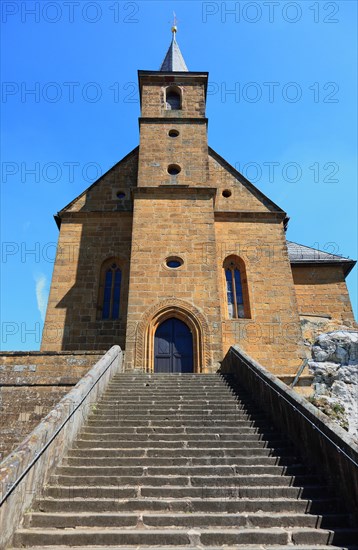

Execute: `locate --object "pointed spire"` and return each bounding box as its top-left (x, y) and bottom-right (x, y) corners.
top-left (160, 19), bottom-right (188, 72)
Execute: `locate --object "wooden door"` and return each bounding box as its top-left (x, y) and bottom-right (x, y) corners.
top-left (154, 318), bottom-right (193, 373)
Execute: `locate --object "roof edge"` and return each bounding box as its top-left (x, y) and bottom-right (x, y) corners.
top-left (287, 240), bottom-right (356, 277)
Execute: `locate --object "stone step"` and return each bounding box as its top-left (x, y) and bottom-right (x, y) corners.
top-left (96, 397), bottom-right (240, 402)
top-left (49, 473), bottom-right (320, 488)
top-left (64, 455), bottom-right (302, 467)
top-left (73, 438), bottom-right (290, 449)
top-left (107, 376), bottom-right (240, 382)
top-left (80, 425), bottom-right (273, 434)
top-left (78, 432), bottom-right (282, 442)
top-left (24, 511), bottom-right (349, 530)
top-left (95, 408), bottom-right (257, 417)
top-left (44, 485), bottom-right (331, 499)
top-left (98, 401), bottom-right (258, 410)
top-left (106, 383), bottom-right (233, 389)
top-left (56, 464), bottom-right (308, 477)
top-left (87, 414), bottom-right (271, 424)
top-left (106, 383), bottom-right (233, 387)
top-left (67, 446), bottom-right (298, 458)
top-left (89, 406), bottom-right (265, 414)
top-left (102, 384), bottom-right (243, 390)
top-left (92, 414), bottom-right (269, 424)
top-left (113, 376), bottom-right (229, 379)
top-left (33, 496), bottom-right (341, 514)
top-left (95, 405), bottom-right (264, 415)
top-left (9, 546), bottom-right (358, 550)
top-left (13, 527), bottom-right (356, 547)
top-left (86, 422), bottom-right (272, 429)
top-left (103, 391), bottom-right (236, 398)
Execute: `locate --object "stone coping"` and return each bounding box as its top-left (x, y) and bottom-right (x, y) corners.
top-left (230, 344), bottom-right (358, 452)
top-left (0, 350), bottom-right (107, 357)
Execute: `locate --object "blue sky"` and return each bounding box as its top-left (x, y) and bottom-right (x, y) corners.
top-left (1, 0), bottom-right (357, 350)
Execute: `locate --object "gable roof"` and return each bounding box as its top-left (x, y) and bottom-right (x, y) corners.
top-left (287, 241), bottom-right (356, 276)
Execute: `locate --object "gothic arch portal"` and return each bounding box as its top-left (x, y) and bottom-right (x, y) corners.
top-left (134, 299), bottom-right (211, 373)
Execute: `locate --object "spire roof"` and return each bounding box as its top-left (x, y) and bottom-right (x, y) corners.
top-left (160, 27), bottom-right (188, 72)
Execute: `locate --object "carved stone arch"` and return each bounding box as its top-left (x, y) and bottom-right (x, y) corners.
top-left (134, 298), bottom-right (211, 373)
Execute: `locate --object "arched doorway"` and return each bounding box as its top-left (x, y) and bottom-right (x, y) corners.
top-left (154, 317), bottom-right (193, 373)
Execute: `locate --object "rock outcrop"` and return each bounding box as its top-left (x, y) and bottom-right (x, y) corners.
top-left (308, 331), bottom-right (358, 442)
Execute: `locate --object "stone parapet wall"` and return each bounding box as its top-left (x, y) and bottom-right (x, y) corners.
top-left (0, 387), bottom-right (71, 462)
top-left (0, 351), bottom-right (104, 460)
top-left (0, 351), bottom-right (104, 385)
top-left (221, 345), bottom-right (358, 521)
top-left (0, 346), bottom-right (122, 549)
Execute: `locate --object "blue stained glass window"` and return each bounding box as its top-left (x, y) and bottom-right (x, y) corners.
top-left (225, 269), bottom-right (234, 319)
top-left (167, 260), bottom-right (181, 268)
top-left (225, 263), bottom-right (246, 319)
top-left (112, 269), bottom-right (122, 319)
top-left (234, 269), bottom-right (244, 306)
top-left (101, 262), bottom-right (122, 320)
top-left (102, 269), bottom-right (112, 320)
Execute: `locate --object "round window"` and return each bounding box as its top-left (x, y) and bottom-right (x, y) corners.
top-left (166, 257), bottom-right (183, 269)
top-left (222, 189), bottom-right (232, 198)
top-left (116, 191), bottom-right (126, 199)
top-left (167, 164), bottom-right (181, 176)
top-left (168, 129), bottom-right (180, 138)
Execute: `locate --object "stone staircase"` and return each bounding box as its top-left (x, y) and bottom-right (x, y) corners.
top-left (10, 373), bottom-right (358, 549)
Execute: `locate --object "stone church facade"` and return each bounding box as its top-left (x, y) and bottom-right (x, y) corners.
top-left (40, 31), bottom-right (356, 376)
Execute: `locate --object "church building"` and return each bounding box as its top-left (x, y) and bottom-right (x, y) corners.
top-left (41, 29), bottom-right (356, 376)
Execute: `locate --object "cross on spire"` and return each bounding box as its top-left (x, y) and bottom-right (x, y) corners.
top-left (172, 11), bottom-right (177, 32)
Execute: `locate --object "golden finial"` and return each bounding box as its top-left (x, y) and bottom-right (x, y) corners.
top-left (171, 12), bottom-right (177, 34)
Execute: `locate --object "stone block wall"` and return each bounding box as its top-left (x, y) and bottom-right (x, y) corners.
top-left (41, 213), bottom-right (132, 351)
top-left (215, 219), bottom-right (305, 373)
top-left (138, 120), bottom-right (209, 187)
top-left (125, 187), bottom-right (223, 371)
top-left (292, 265), bottom-right (356, 325)
top-left (0, 352), bottom-right (102, 460)
top-left (140, 77), bottom-right (206, 119)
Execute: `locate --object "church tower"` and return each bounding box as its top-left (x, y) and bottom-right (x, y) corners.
top-left (41, 29), bottom-right (356, 376)
top-left (125, 26), bottom-right (223, 372)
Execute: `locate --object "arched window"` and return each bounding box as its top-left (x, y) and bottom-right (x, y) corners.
top-left (98, 259), bottom-right (122, 320)
top-left (223, 256), bottom-right (250, 319)
top-left (166, 86), bottom-right (181, 110)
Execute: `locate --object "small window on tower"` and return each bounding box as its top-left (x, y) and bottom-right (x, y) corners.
top-left (169, 129), bottom-right (180, 138)
top-left (166, 86), bottom-right (182, 110)
top-left (168, 164), bottom-right (181, 176)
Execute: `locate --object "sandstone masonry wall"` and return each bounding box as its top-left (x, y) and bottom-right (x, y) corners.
top-left (0, 352), bottom-right (101, 459)
top-left (125, 188), bottom-right (222, 371)
top-left (41, 214), bottom-right (132, 351)
top-left (292, 265), bottom-right (355, 324)
top-left (216, 220), bottom-right (304, 373)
